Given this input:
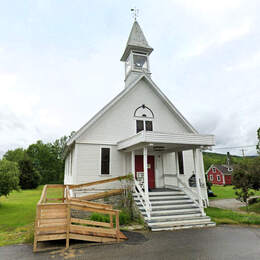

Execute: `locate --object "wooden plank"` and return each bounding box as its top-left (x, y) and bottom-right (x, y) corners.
top-left (69, 233), bottom-right (118, 243)
top-left (37, 234), bottom-right (66, 242)
top-left (39, 218), bottom-right (67, 225)
top-left (40, 208), bottom-right (67, 214)
top-left (80, 189), bottom-right (124, 201)
top-left (37, 225), bottom-right (67, 232)
top-left (38, 185), bottom-right (47, 204)
top-left (110, 214), bottom-right (113, 228)
top-left (46, 184), bottom-right (64, 189)
top-left (46, 198), bottom-right (63, 201)
top-left (39, 213), bottom-right (67, 219)
top-left (71, 218), bottom-right (111, 228)
top-left (40, 203), bottom-right (67, 208)
top-left (70, 224), bottom-right (117, 235)
top-left (116, 211), bottom-right (120, 242)
top-left (69, 176), bottom-right (127, 189)
top-left (70, 204), bottom-right (118, 215)
top-left (69, 199), bottom-right (113, 209)
top-left (66, 204), bottom-right (71, 249)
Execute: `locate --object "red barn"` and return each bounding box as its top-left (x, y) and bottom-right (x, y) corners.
top-left (206, 165), bottom-right (233, 185)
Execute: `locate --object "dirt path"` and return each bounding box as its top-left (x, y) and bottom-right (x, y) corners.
top-left (209, 198), bottom-right (245, 211)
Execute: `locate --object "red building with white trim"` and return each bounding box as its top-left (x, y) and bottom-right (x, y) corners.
top-left (206, 165), bottom-right (233, 185)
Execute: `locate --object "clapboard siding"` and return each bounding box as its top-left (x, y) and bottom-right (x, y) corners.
top-left (75, 143), bottom-right (125, 189)
top-left (78, 79), bottom-right (191, 144)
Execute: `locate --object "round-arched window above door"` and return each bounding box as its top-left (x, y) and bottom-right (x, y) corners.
top-left (134, 104), bottom-right (154, 118)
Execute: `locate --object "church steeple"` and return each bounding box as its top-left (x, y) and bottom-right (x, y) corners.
top-left (121, 21), bottom-right (153, 87)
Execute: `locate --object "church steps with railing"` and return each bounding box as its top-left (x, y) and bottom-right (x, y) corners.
top-left (133, 189), bottom-right (215, 231)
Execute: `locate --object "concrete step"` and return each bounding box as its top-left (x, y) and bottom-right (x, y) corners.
top-left (133, 191), bottom-right (184, 197)
top-left (148, 195), bottom-right (189, 201)
top-left (144, 212), bottom-right (202, 221)
top-left (147, 208), bottom-right (201, 216)
top-left (139, 204), bottom-right (198, 211)
top-left (151, 222), bottom-right (216, 231)
top-left (148, 216), bottom-right (212, 226)
top-left (135, 199), bottom-right (194, 206)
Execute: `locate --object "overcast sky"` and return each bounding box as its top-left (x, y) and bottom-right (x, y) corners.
top-left (0, 0), bottom-right (259, 157)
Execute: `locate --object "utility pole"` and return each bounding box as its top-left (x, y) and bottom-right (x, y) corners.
top-left (240, 148), bottom-right (247, 157)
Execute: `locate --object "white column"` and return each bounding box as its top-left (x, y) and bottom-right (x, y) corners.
top-left (143, 147), bottom-right (149, 198)
top-left (131, 151), bottom-right (135, 179)
top-left (175, 152), bottom-right (179, 187)
top-left (193, 148), bottom-right (204, 211)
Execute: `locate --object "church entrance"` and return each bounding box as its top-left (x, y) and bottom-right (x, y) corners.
top-left (135, 155), bottom-right (155, 189)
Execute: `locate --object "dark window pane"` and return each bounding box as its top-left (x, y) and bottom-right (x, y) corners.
top-left (136, 120), bottom-right (144, 133)
top-left (178, 151), bottom-right (184, 174)
top-left (145, 121), bottom-right (153, 131)
top-left (101, 148), bottom-right (110, 175)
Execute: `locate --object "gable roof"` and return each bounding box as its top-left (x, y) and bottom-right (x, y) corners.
top-left (67, 73), bottom-right (198, 146)
top-left (213, 164), bottom-right (233, 175)
top-left (121, 21), bottom-right (153, 61)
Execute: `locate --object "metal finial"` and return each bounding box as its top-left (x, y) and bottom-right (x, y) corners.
top-left (131, 7), bottom-right (139, 21)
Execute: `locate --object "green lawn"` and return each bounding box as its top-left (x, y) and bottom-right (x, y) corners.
top-left (210, 185), bottom-right (260, 200)
top-left (0, 186), bottom-right (62, 246)
top-left (205, 207), bottom-right (260, 225)
top-left (240, 201), bottom-right (260, 214)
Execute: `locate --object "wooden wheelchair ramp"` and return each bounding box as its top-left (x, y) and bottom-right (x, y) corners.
top-left (34, 179), bottom-right (127, 252)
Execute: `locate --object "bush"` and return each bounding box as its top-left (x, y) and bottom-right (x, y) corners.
top-left (0, 159), bottom-right (20, 197)
top-left (90, 211), bottom-right (131, 225)
top-left (18, 159), bottom-right (41, 189)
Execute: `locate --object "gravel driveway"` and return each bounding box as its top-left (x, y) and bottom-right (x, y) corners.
top-left (210, 198), bottom-right (245, 211)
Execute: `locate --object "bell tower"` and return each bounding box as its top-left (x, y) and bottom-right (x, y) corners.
top-left (121, 20), bottom-right (153, 88)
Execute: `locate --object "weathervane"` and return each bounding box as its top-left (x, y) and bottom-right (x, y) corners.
top-left (131, 7), bottom-right (139, 21)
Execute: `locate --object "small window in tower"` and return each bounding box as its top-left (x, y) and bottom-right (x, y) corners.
top-left (136, 120), bottom-right (144, 133)
top-left (145, 121), bottom-right (153, 131)
top-left (101, 148), bottom-right (110, 175)
top-left (178, 152), bottom-right (184, 174)
top-left (133, 55), bottom-right (148, 70)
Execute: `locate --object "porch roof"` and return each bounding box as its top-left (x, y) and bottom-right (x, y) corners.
top-left (117, 131), bottom-right (215, 152)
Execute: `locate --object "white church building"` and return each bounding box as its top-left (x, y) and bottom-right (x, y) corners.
top-left (64, 21), bottom-right (216, 230)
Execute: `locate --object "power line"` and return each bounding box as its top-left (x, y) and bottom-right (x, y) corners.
top-left (213, 145), bottom-right (256, 150)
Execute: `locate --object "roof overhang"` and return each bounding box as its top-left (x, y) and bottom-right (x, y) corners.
top-left (120, 45), bottom-right (154, 61)
top-left (117, 131), bottom-right (215, 152)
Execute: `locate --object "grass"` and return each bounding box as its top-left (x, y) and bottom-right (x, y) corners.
top-left (240, 200), bottom-right (260, 214)
top-left (205, 207), bottom-right (260, 225)
top-left (0, 185), bottom-right (62, 246)
top-left (210, 185), bottom-right (260, 200)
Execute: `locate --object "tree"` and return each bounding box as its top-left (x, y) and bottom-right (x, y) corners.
top-left (3, 148), bottom-right (28, 163)
top-left (0, 159), bottom-right (20, 197)
top-left (19, 158), bottom-right (41, 189)
top-left (232, 162), bottom-right (254, 211)
top-left (257, 128), bottom-right (260, 155)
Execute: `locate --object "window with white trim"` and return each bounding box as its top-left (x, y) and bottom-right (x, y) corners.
top-left (101, 148), bottom-right (110, 175)
top-left (210, 175), bottom-right (213, 181)
top-left (212, 167), bottom-right (216, 173)
top-left (217, 175), bottom-right (221, 181)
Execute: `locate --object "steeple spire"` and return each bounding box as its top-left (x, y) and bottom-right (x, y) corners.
top-left (120, 21), bottom-right (153, 61)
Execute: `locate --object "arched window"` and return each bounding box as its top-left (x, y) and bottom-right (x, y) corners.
top-left (134, 104), bottom-right (154, 118)
top-left (134, 105), bottom-right (154, 133)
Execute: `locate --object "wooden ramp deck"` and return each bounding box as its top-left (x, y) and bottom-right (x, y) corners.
top-left (34, 177), bottom-right (127, 252)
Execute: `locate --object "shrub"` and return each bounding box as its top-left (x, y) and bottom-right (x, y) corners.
top-left (90, 211), bottom-right (131, 225)
top-left (18, 159), bottom-right (41, 189)
top-left (0, 159), bottom-right (20, 197)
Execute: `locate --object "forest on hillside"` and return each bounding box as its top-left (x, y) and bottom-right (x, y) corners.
top-left (203, 152), bottom-right (256, 172)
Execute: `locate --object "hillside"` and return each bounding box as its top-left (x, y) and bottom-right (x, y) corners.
top-left (202, 152), bottom-right (255, 172)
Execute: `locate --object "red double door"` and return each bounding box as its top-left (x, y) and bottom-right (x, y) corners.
top-left (135, 155), bottom-right (155, 189)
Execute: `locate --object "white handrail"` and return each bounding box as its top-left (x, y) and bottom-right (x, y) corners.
top-left (177, 177), bottom-right (205, 216)
top-left (134, 179), bottom-right (151, 219)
